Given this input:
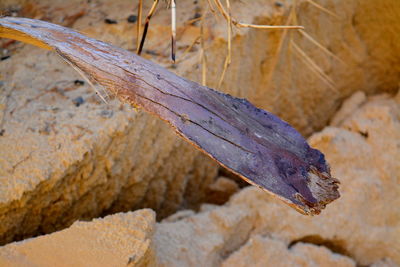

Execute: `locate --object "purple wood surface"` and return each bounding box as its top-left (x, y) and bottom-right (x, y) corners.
top-left (0, 17), bottom-right (340, 215)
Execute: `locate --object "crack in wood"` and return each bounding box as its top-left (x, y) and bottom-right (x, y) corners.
top-left (0, 17), bottom-right (341, 215)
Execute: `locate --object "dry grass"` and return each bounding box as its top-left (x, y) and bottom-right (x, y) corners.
top-left (306, 0), bottom-right (340, 19)
top-left (134, 0), bottom-right (339, 90)
top-left (291, 41), bottom-right (337, 91)
top-left (136, 0), bottom-right (143, 53)
top-left (137, 0), bottom-right (159, 55)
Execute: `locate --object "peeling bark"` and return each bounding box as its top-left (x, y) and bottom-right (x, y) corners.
top-left (0, 17), bottom-right (339, 215)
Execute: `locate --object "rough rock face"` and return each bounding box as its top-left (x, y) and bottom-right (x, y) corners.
top-left (222, 236), bottom-right (356, 267)
top-left (0, 46), bottom-right (217, 244)
top-left (0, 209), bottom-right (156, 267)
top-left (0, 90), bottom-right (398, 267)
top-left (204, 176), bottom-right (239, 205)
top-left (0, 1), bottom-right (219, 245)
top-left (154, 203), bottom-right (254, 266)
top-left (1, 0), bottom-right (399, 248)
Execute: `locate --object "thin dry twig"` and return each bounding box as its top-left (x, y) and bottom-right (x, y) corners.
top-left (212, 0), bottom-right (304, 29)
top-left (263, 7), bottom-right (296, 90)
top-left (137, 0), bottom-right (159, 55)
top-left (185, 16), bottom-right (203, 25)
top-left (171, 0), bottom-right (176, 62)
top-left (200, 12), bottom-right (207, 86)
top-left (290, 1), bottom-right (343, 65)
top-left (290, 2), bottom-right (339, 90)
top-left (175, 36), bottom-right (201, 63)
top-left (59, 54), bottom-right (110, 103)
top-left (136, 0), bottom-right (143, 53)
top-left (298, 29), bottom-right (345, 65)
top-left (306, 0), bottom-right (340, 19)
top-left (217, 0), bottom-right (232, 89)
top-left (206, 0), bottom-right (216, 13)
top-left (291, 41), bottom-right (337, 91)
top-left (234, 23), bottom-right (304, 29)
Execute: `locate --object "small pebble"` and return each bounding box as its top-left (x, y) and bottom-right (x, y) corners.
top-left (145, 50), bottom-right (158, 56)
top-left (192, 12), bottom-right (201, 20)
top-left (0, 129), bottom-right (5, 136)
top-left (127, 15), bottom-right (137, 23)
top-left (104, 18), bottom-right (117, 24)
top-left (100, 110), bottom-right (114, 118)
top-left (74, 79), bottom-right (85, 86)
top-left (275, 1), bottom-right (284, 7)
top-left (40, 123), bottom-right (52, 135)
top-left (72, 96), bottom-right (85, 107)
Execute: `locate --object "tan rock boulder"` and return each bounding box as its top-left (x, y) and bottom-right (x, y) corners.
top-left (0, 2), bottom-right (218, 244)
top-left (154, 202), bottom-right (255, 266)
top-left (0, 92), bottom-right (397, 266)
top-left (222, 236), bottom-right (356, 267)
top-left (0, 209), bottom-right (156, 267)
top-left (0, 46), bottom-right (217, 244)
top-left (204, 176), bottom-right (240, 205)
top-left (1, 0), bottom-right (400, 248)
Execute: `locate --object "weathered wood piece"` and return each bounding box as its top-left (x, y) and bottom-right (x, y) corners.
top-left (0, 17), bottom-right (339, 215)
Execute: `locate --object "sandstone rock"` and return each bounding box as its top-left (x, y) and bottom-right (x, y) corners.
top-left (160, 209), bottom-right (196, 223)
top-left (205, 176), bottom-right (239, 205)
top-left (0, 1), bottom-right (218, 245)
top-left (330, 91), bottom-right (367, 126)
top-left (222, 235), bottom-right (356, 267)
top-left (154, 202), bottom-right (255, 266)
top-left (0, 209), bottom-right (156, 267)
top-left (0, 45), bottom-right (217, 244)
top-left (0, 92), bottom-right (397, 267)
top-left (371, 258), bottom-right (400, 267)
top-left (1, 0), bottom-right (399, 247)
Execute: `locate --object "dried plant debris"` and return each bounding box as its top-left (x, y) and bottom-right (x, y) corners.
top-left (135, 0), bottom-right (303, 64)
top-left (0, 17), bottom-right (340, 215)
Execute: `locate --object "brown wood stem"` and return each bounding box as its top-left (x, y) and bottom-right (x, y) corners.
top-left (0, 17), bottom-right (340, 215)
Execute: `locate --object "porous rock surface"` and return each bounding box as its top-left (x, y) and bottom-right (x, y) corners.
top-left (0, 0), bottom-right (220, 245)
top-left (0, 209), bottom-right (156, 267)
top-left (1, 0), bottom-right (399, 249)
top-left (221, 236), bottom-right (356, 267)
top-left (0, 46), bottom-right (216, 244)
top-left (1, 92), bottom-right (396, 267)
